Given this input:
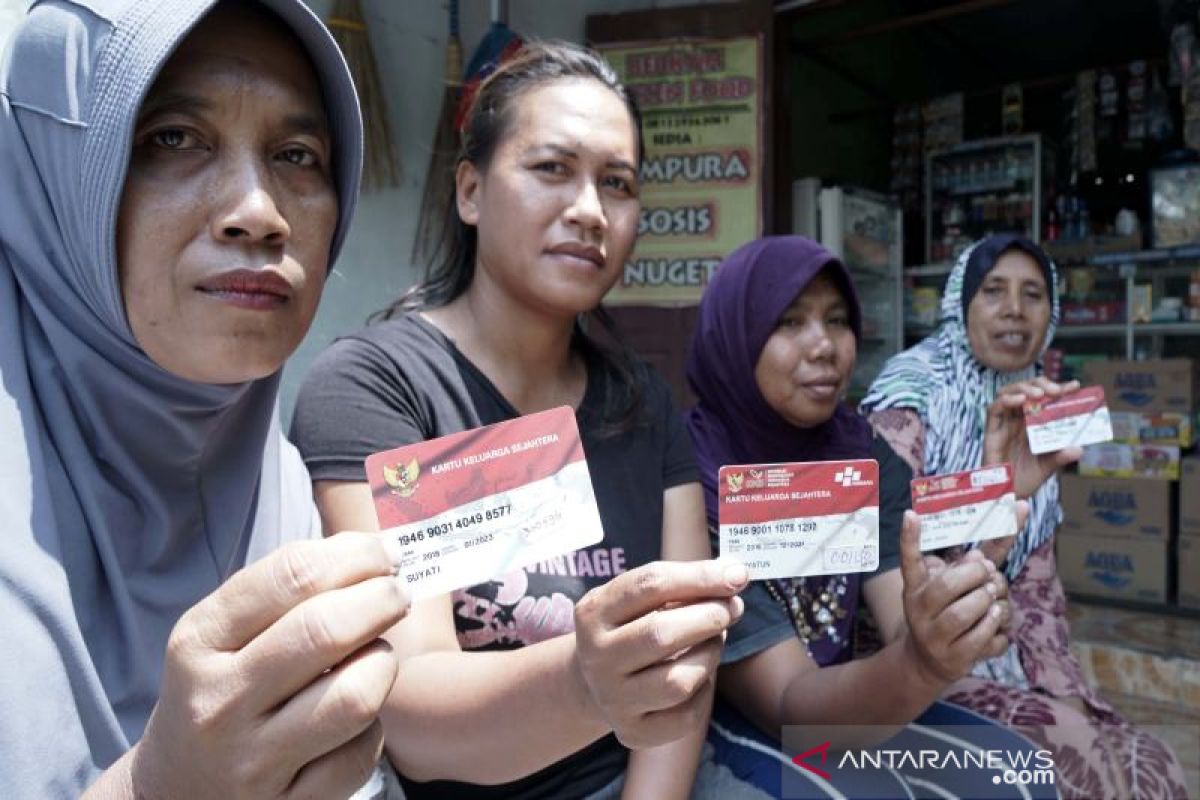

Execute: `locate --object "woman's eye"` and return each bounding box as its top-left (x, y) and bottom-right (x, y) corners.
top-left (279, 147), bottom-right (318, 167)
top-left (150, 128), bottom-right (197, 150)
top-left (603, 174), bottom-right (635, 194)
top-left (828, 316), bottom-right (849, 328)
top-left (778, 317), bottom-right (801, 328)
top-left (535, 161), bottom-right (567, 176)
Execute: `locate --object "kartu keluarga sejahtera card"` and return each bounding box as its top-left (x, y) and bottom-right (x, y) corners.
top-left (1023, 385), bottom-right (1113, 455)
top-left (365, 406), bottom-right (604, 601)
top-left (717, 460), bottom-right (879, 580)
top-left (911, 463), bottom-right (1017, 551)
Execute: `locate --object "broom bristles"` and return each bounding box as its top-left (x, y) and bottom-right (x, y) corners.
top-left (329, 0), bottom-right (400, 192)
top-left (412, 23), bottom-right (463, 268)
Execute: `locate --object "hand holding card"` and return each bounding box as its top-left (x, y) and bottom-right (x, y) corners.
top-left (1023, 385), bottom-right (1113, 454)
top-left (984, 377), bottom-right (1085, 498)
top-left (573, 559), bottom-right (748, 749)
top-left (898, 511), bottom-right (1011, 686)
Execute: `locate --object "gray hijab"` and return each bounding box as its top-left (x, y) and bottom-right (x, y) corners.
top-left (0, 0), bottom-right (362, 794)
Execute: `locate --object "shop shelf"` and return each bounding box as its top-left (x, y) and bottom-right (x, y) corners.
top-left (942, 182), bottom-right (1028, 197)
top-left (904, 262), bottom-right (954, 277)
top-left (1056, 324), bottom-right (1127, 337)
top-left (1089, 244), bottom-right (1200, 266)
top-left (1055, 322), bottom-right (1200, 338)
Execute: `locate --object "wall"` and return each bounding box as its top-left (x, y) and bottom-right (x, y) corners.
top-left (284, 0), bottom-right (724, 421)
top-left (0, 0), bottom-right (30, 57)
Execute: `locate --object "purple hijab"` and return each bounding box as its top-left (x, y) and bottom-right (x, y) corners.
top-left (686, 236), bottom-right (875, 665)
top-left (687, 236), bottom-right (874, 524)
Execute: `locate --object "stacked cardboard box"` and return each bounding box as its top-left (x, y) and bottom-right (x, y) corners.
top-left (1078, 359), bottom-right (1197, 480)
top-left (1179, 535), bottom-right (1200, 610)
top-left (1059, 359), bottom-right (1197, 604)
top-left (1057, 474), bottom-right (1172, 603)
top-left (1176, 458), bottom-right (1200, 610)
top-left (1083, 359), bottom-right (1198, 414)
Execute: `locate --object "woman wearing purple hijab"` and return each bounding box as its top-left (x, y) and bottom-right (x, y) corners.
top-left (686, 237), bottom-right (1054, 798)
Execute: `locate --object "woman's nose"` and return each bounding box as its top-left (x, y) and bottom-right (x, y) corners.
top-left (805, 324), bottom-right (835, 360)
top-left (211, 155), bottom-right (290, 245)
top-left (564, 180), bottom-right (607, 237)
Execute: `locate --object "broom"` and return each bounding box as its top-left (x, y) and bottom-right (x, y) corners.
top-left (412, 0), bottom-right (463, 265)
top-left (327, 0), bottom-right (400, 192)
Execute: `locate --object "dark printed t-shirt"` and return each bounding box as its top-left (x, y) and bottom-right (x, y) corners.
top-left (290, 313), bottom-right (699, 800)
top-left (719, 435), bottom-right (913, 666)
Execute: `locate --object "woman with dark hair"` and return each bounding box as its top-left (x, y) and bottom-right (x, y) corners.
top-left (0, 1), bottom-right (411, 797)
top-left (292, 40), bottom-right (760, 800)
top-left (861, 234), bottom-right (1189, 799)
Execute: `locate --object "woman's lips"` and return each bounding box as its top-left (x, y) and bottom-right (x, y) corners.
top-left (799, 380), bottom-right (840, 401)
top-left (546, 242), bottom-right (605, 269)
top-left (197, 269), bottom-right (292, 310)
top-left (993, 330), bottom-right (1031, 353)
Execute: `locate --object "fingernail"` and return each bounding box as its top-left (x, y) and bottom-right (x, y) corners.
top-left (383, 538), bottom-right (406, 573)
top-left (985, 581), bottom-right (998, 598)
top-left (730, 595), bottom-right (745, 621)
top-left (991, 604), bottom-right (1003, 619)
top-left (983, 558), bottom-right (996, 574)
top-left (723, 562), bottom-right (749, 589)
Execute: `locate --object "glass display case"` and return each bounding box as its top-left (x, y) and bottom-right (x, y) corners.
top-left (817, 186), bottom-right (904, 397)
top-left (925, 133), bottom-right (1042, 263)
top-left (1150, 162), bottom-right (1200, 248)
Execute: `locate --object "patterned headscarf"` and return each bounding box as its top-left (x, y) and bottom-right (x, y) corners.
top-left (860, 235), bottom-right (1061, 581)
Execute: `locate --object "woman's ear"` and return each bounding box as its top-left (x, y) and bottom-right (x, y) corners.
top-left (455, 160), bottom-right (482, 226)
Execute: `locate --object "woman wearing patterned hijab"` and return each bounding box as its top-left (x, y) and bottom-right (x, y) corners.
top-left (0, 1), bottom-right (411, 797)
top-left (862, 234), bottom-right (1187, 799)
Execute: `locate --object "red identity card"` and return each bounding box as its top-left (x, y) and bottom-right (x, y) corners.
top-left (717, 460), bottom-right (879, 580)
top-left (365, 406), bottom-right (604, 601)
top-left (1023, 385), bottom-right (1113, 455)
top-left (910, 463), bottom-right (1017, 551)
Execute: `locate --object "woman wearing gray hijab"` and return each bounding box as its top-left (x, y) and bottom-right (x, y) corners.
top-left (0, 1), bottom-right (412, 797)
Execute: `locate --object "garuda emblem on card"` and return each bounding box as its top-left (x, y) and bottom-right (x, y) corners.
top-left (383, 459), bottom-right (421, 498)
top-left (726, 471), bottom-right (745, 493)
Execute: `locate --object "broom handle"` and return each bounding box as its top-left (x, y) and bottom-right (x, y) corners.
top-left (447, 0), bottom-right (462, 85)
top-left (490, 0), bottom-right (508, 24)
